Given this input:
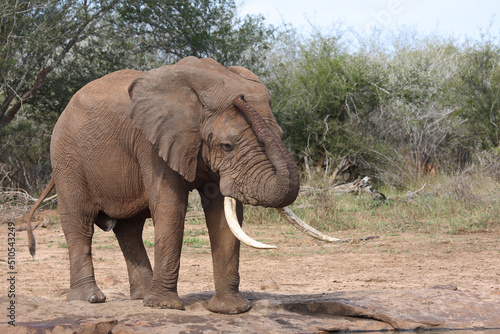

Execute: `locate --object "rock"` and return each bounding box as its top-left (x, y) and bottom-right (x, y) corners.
top-left (49, 325), bottom-right (76, 334)
top-left (0, 324), bottom-right (37, 334)
top-left (0, 319), bottom-right (118, 334)
top-left (4, 289), bottom-right (500, 333)
top-left (78, 318), bottom-right (118, 334)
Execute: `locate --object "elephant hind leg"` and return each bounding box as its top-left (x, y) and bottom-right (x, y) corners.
top-left (113, 217), bottom-right (153, 299)
top-left (60, 210), bottom-right (106, 304)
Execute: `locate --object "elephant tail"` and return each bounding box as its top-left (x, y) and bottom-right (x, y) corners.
top-left (26, 178), bottom-right (56, 258)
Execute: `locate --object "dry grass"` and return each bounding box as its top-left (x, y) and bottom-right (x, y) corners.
top-left (3, 171), bottom-right (500, 237)
top-left (242, 171), bottom-right (500, 236)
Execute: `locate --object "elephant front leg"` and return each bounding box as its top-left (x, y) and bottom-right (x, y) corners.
top-left (200, 189), bottom-right (251, 314)
top-left (143, 197), bottom-right (187, 310)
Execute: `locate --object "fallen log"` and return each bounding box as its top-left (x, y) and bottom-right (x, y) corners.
top-left (301, 176), bottom-right (387, 200)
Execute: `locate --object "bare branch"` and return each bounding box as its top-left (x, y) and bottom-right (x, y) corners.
top-left (0, 0), bottom-right (120, 130)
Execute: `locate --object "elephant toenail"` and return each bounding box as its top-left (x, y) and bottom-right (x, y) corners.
top-left (89, 294), bottom-right (98, 303)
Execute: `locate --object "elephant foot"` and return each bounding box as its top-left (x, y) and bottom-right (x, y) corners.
top-left (130, 288), bottom-right (145, 300)
top-left (126, 269), bottom-right (152, 300)
top-left (67, 283), bottom-right (106, 303)
top-left (143, 291), bottom-right (184, 310)
top-left (208, 292), bottom-right (251, 314)
top-left (130, 284), bottom-right (151, 300)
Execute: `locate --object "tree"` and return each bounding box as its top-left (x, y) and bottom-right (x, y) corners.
top-left (267, 33), bottom-right (381, 177)
top-left (366, 35), bottom-right (464, 175)
top-left (457, 39), bottom-right (500, 149)
top-left (118, 0), bottom-right (275, 72)
top-left (0, 0), bottom-right (119, 139)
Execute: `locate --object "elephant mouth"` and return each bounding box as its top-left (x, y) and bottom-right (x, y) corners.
top-left (224, 197), bottom-right (346, 249)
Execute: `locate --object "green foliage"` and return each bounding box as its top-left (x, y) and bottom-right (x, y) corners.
top-left (360, 35), bottom-right (468, 178)
top-left (270, 36), bottom-right (360, 161)
top-left (0, 118), bottom-right (52, 191)
top-left (117, 0), bottom-right (275, 72)
top-left (0, 0), bottom-right (120, 131)
top-left (1, 0), bottom-right (274, 129)
top-left (265, 28), bottom-right (500, 185)
top-left (456, 39), bottom-right (500, 149)
top-left (266, 33), bottom-right (391, 181)
top-left (183, 237), bottom-right (208, 248)
top-left (143, 239), bottom-right (154, 247)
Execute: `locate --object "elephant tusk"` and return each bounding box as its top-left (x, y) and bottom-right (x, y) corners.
top-left (224, 197), bottom-right (277, 249)
top-left (275, 207), bottom-right (349, 243)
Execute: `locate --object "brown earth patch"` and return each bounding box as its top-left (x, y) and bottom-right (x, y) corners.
top-left (1, 209), bottom-right (500, 333)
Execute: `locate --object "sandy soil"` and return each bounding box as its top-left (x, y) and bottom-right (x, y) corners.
top-left (1, 209), bottom-right (500, 332)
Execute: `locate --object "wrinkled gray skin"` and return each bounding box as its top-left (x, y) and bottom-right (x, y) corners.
top-left (47, 57), bottom-right (299, 314)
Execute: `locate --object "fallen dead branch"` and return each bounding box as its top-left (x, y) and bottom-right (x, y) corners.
top-left (0, 188), bottom-right (57, 224)
top-left (328, 156), bottom-right (357, 186)
top-left (330, 176), bottom-right (373, 194)
top-left (327, 157), bottom-right (386, 199)
top-left (405, 183), bottom-right (426, 201)
top-left (302, 157), bottom-right (429, 204)
top-left (301, 176), bottom-right (387, 200)
top-left (1, 188), bottom-right (57, 205)
top-left (301, 177), bottom-right (426, 203)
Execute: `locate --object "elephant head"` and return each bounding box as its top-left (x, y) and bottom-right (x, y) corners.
top-left (127, 57), bottom-right (335, 248)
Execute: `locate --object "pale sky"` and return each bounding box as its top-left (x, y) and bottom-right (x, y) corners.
top-left (239, 0), bottom-right (500, 40)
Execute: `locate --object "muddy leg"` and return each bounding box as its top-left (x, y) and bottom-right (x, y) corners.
top-left (200, 188), bottom-right (251, 314)
top-left (61, 208), bottom-right (106, 303)
top-left (142, 181), bottom-right (188, 310)
top-left (113, 217), bottom-right (153, 299)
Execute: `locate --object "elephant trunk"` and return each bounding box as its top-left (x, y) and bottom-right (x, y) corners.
top-left (233, 94), bottom-right (299, 208)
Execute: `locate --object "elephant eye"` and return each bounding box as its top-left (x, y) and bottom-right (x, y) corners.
top-left (221, 143), bottom-right (234, 153)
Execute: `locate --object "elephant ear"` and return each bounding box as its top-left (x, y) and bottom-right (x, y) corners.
top-left (128, 66), bottom-right (202, 182)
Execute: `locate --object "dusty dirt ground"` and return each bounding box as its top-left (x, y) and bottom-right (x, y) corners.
top-left (1, 209), bottom-right (500, 333)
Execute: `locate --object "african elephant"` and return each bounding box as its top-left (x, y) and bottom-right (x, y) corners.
top-left (26, 57), bottom-right (337, 314)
